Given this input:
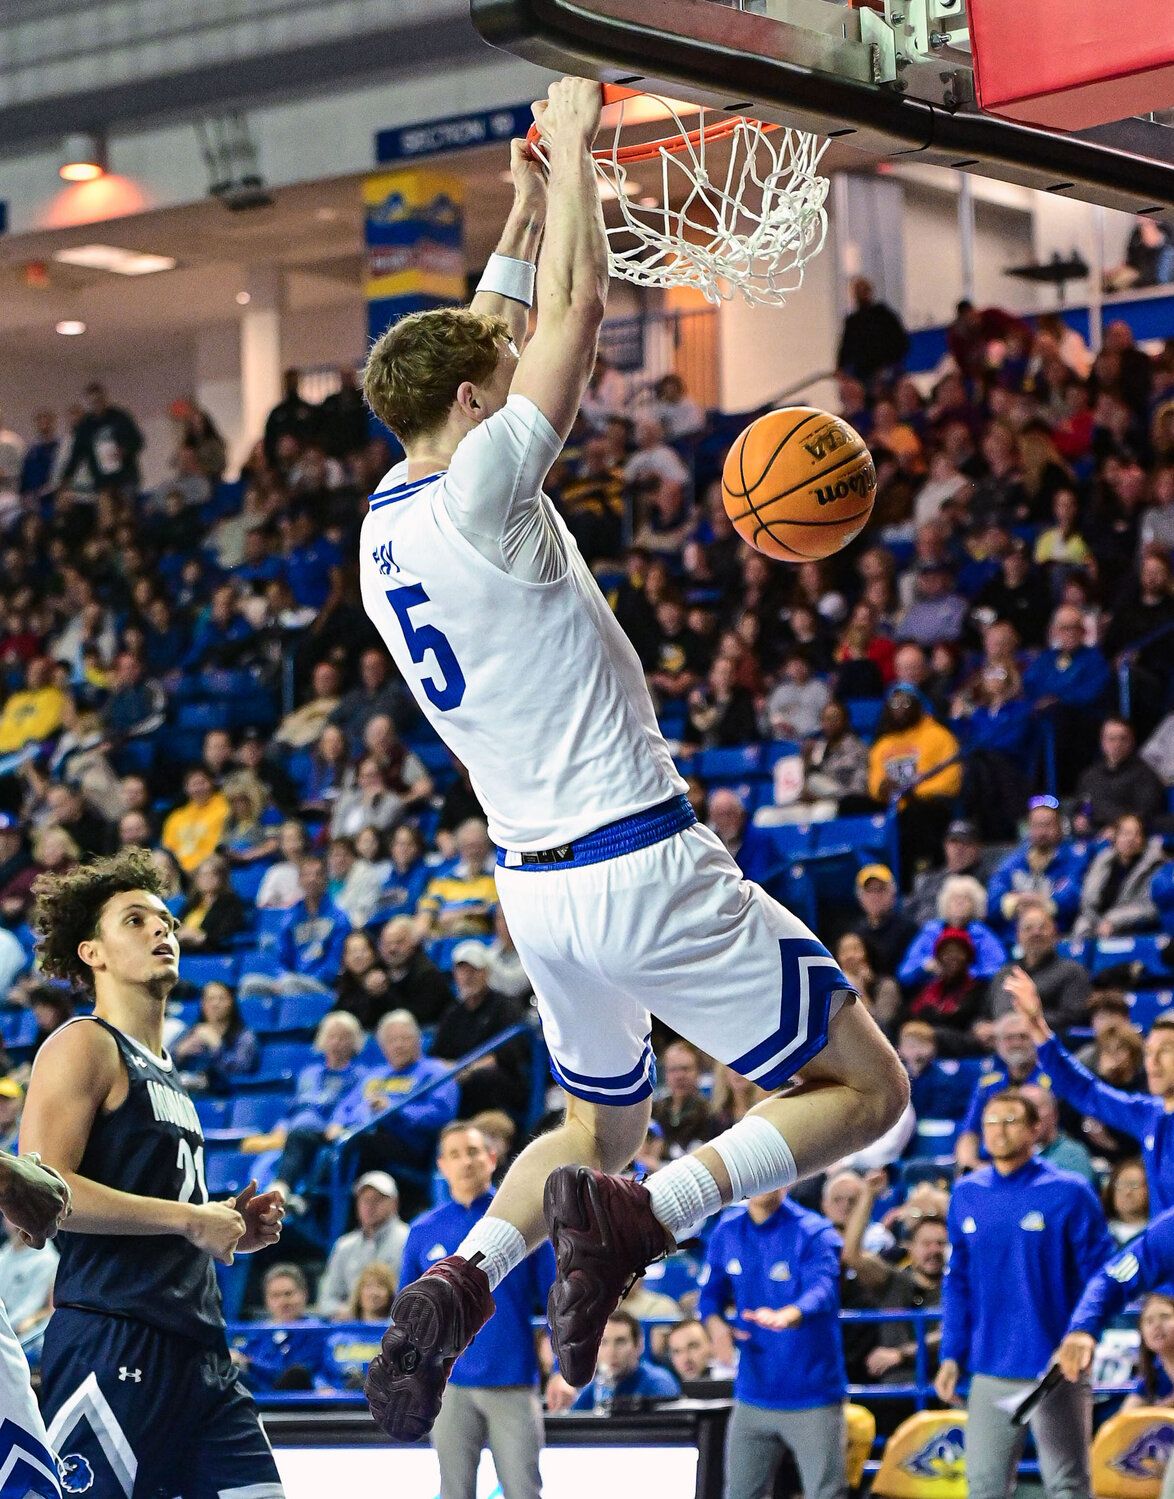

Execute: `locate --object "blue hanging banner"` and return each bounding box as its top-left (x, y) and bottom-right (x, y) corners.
top-left (375, 105), bottom-right (532, 165)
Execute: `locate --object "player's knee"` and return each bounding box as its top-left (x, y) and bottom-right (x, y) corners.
top-left (564, 1094), bottom-right (651, 1173)
top-left (864, 1038), bottom-right (909, 1136)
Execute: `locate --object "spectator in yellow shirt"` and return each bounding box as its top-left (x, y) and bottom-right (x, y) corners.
top-left (162, 768), bottom-right (230, 875)
top-left (414, 818), bottom-right (498, 940)
top-left (869, 683), bottom-right (962, 880)
top-left (0, 658), bottom-right (68, 755)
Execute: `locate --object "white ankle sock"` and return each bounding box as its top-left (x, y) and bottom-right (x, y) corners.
top-left (455, 1216), bottom-right (528, 1291)
top-left (646, 1154), bottom-right (724, 1241)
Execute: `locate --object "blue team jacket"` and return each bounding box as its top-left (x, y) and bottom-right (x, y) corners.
top-left (697, 1199), bottom-right (845, 1410)
top-left (1039, 1036), bottom-right (1174, 1213)
top-left (1068, 1204), bottom-right (1174, 1338)
top-left (398, 1191), bottom-right (555, 1387)
top-left (986, 841), bottom-right (1090, 933)
top-left (941, 1157), bottom-right (1114, 1379)
top-left (277, 898), bottom-right (350, 984)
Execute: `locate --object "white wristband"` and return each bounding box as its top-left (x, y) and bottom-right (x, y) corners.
top-left (477, 253), bottom-right (536, 307)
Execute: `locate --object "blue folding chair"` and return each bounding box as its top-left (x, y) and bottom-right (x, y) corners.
top-left (1128, 990), bottom-right (1174, 1032)
top-left (238, 995), bottom-right (280, 1035)
top-left (178, 954), bottom-right (238, 989)
top-left (1093, 935), bottom-right (1168, 976)
top-left (230, 1095), bottom-right (288, 1133)
top-left (276, 991), bottom-right (334, 1036)
top-left (229, 863), bottom-right (274, 904)
top-left (253, 1041), bottom-right (316, 1086)
top-left (696, 744), bottom-right (764, 783)
top-left (204, 1151), bottom-right (251, 1197)
top-left (195, 1097), bottom-right (231, 1132)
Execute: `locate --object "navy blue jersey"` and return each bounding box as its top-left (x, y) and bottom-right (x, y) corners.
top-left (51, 1016), bottom-right (223, 1346)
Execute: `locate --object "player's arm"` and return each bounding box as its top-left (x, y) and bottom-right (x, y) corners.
top-left (510, 77), bottom-right (608, 441)
top-left (840, 1170), bottom-right (894, 1295)
top-left (20, 1022), bottom-right (245, 1262)
top-left (469, 140), bottom-right (546, 349)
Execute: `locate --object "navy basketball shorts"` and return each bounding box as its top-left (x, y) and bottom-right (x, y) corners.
top-left (40, 1308), bottom-right (283, 1499)
top-left (497, 811), bottom-right (855, 1107)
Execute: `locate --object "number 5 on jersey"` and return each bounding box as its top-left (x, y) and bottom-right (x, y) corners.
top-left (385, 582), bottom-right (466, 712)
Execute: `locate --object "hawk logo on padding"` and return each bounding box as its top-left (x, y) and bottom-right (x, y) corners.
top-left (1108, 1422), bottom-right (1174, 1478)
top-left (901, 1426), bottom-right (966, 1479)
top-left (58, 1454), bottom-right (95, 1493)
top-left (372, 542), bottom-right (399, 577)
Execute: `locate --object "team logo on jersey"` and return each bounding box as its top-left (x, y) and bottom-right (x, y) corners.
top-left (58, 1454), bottom-right (95, 1493)
top-left (1019, 1211), bottom-right (1046, 1231)
top-left (1108, 1422), bottom-right (1174, 1478)
top-left (426, 1243), bottom-right (447, 1261)
top-left (725, 1258), bottom-right (742, 1275)
top-left (962, 1217), bottom-right (977, 1234)
top-left (901, 1425), bottom-right (966, 1479)
top-left (372, 541), bottom-right (400, 576)
top-left (117, 1367), bottom-right (142, 1382)
top-left (768, 1262), bottom-right (791, 1282)
top-left (1108, 1253), bottom-right (1140, 1284)
top-left (1146, 1135), bottom-right (1156, 1150)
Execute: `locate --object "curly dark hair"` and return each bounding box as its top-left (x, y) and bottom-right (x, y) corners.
top-left (33, 847), bottom-right (166, 993)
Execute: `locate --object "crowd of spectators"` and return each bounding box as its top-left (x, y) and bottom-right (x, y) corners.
top-left (0, 294), bottom-right (1173, 1486)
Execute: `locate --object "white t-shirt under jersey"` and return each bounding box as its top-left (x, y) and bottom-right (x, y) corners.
top-left (359, 395), bottom-right (684, 850)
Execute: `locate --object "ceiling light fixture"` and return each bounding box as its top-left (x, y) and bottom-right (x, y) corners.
top-left (55, 320), bottom-right (86, 336)
top-left (53, 244), bottom-right (176, 276)
top-left (59, 133), bottom-right (107, 182)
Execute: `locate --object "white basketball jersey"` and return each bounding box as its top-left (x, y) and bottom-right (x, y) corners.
top-left (359, 395), bottom-right (684, 849)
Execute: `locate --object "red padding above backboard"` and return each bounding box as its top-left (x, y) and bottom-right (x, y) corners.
top-left (968, 0), bottom-right (1174, 130)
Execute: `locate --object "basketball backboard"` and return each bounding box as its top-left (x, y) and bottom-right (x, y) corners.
top-left (470, 0), bottom-right (1174, 214)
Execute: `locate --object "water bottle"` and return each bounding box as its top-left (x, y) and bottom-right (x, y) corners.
top-left (593, 1364), bottom-right (617, 1416)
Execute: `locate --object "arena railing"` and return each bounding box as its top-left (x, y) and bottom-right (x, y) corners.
top-left (324, 1016), bottom-right (541, 1242)
top-left (1116, 618), bottom-right (1174, 723)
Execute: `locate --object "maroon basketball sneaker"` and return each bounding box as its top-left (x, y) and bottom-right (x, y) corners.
top-left (365, 1254), bottom-right (494, 1442)
top-left (544, 1166), bottom-right (675, 1388)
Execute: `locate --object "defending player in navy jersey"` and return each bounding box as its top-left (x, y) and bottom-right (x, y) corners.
top-left (358, 77), bottom-right (908, 1443)
top-left (20, 849), bottom-right (286, 1498)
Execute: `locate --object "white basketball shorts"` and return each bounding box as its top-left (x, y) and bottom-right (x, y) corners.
top-left (0, 1300), bottom-right (62, 1496)
top-left (495, 795), bottom-right (854, 1106)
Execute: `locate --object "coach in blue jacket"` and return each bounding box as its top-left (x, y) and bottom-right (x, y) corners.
top-left (936, 1085), bottom-right (1114, 1499)
top-left (1008, 967), bottom-right (1174, 1212)
top-left (398, 1120), bottom-right (555, 1499)
top-left (698, 1189), bottom-right (847, 1499)
top-left (1059, 1203), bottom-right (1174, 1382)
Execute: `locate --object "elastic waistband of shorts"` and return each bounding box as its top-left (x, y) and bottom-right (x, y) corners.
top-left (496, 794), bottom-right (696, 872)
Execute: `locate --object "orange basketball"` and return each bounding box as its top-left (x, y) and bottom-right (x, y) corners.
top-left (721, 406), bottom-right (877, 562)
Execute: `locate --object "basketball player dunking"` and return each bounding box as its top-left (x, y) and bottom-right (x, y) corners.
top-left (20, 851), bottom-right (286, 1498)
top-left (359, 77), bottom-right (908, 1438)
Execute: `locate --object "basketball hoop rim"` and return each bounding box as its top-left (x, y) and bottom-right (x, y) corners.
top-left (524, 83), bottom-right (777, 165)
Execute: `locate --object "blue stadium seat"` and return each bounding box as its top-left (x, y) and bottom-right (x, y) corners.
top-left (284, 750), bottom-right (314, 797)
top-left (229, 863), bottom-right (274, 904)
top-left (194, 1098), bottom-right (231, 1133)
top-left (239, 995), bottom-right (280, 1035)
top-left (844, 699), bottom-right (885, 739)
top-left (175, 702), bottom-right (231, 733)
top-left (204, 1151), bottom-right (251, 1197)
top-left (168, 999), bottom-right (201, 1032)
top-left (645, 1251), bottom-right (703, 1302)
top-left (252, 1041), bottom-right (315, 1085)
top-left (906, 1118), bottom-right (961, 1158)
top-left (178, 954), bottom-right (238, 989)
top-left (696, 744), bottom-right (763, 782)
top-left (756, 824), bottom-right (815, 863)
top-left (111, 738), bottom-right (156, 778)
top-left (1128, 990), bottom-right (1174, 1032)
top-left (230, 1095), bottom-right (287, 1133)
top-left (813, 814), bottom-right (892, 861)
top-left (237, 948), bottom-right (282, 981)
top-left (0, 1009), bottom-right (37, 1048)
top-left (276, 992), bottom-right (334, 1035)
top-left (1058, 938), bottom-right (1091, 966)
top-left (1093, 935), bottom-right (1169, 976)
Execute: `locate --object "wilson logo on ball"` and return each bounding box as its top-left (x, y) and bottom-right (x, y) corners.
top-left (815, 461), bottom-right (877, 507)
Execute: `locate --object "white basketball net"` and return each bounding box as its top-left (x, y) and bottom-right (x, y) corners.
top-left (582, 94), bottom-right (829, 306)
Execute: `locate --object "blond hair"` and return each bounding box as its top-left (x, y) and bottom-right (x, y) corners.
top-left (362, 308), bottom-right (510, 444)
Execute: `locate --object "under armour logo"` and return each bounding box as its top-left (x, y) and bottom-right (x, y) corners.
top-left (372, 541), bottom-right (399, 576)
top-left (117, 1367), bottom-right (142, 1382)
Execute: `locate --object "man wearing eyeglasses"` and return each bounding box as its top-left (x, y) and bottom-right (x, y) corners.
top-left (987, 796), bottom-right (1090, 937)
top-left (936, 1088), bottom-right (1113, 1499)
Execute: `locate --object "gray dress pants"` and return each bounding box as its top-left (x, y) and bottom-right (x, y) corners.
top-left (966, 1373), bottom-right (1092, 1499)
top-left (432, 1383), bottom-right (544, 1499)
top-left (723, 1399), bottom-right (847, 1499)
